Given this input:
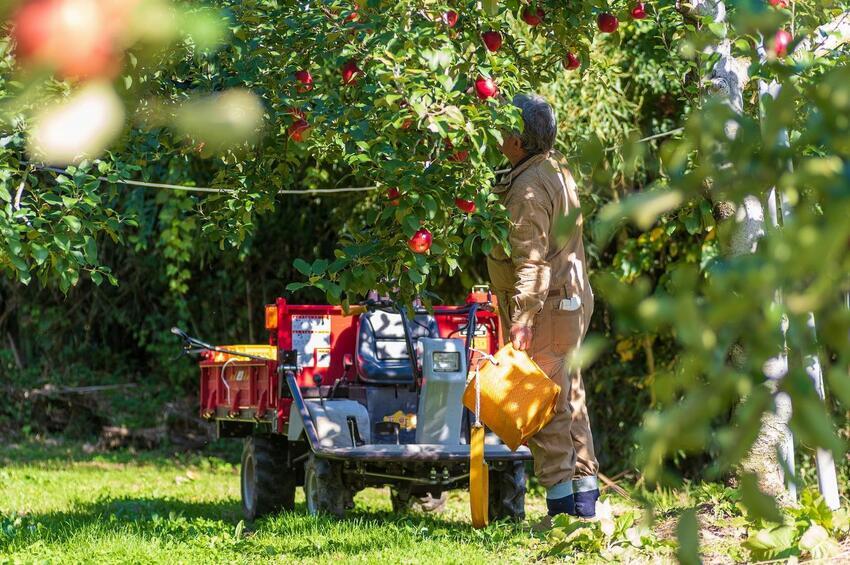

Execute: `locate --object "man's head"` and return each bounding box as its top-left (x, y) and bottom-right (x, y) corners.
top-left (499, 93), bottom-right (557, 166)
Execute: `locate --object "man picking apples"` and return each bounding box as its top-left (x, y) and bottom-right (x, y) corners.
top-left (487, 94), bottom-right (599, 520)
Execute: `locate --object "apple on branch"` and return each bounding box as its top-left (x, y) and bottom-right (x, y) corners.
top-left (455, 198), bottom-right (476, 214)
top-left (774, 29), bottom-right (792, 56)
top-left (12, 0), bottom-right (123, 79)
top-left (387, 187), bottom-right (402, 206)
top-left (563, 52), bottom-right (580, 71)
top-left (295, 69), bottom-right (313, 92)
top-left (597, 13), bottom-right (619, 33)
top-left (408, 228), bottom-right (433, 253)
top-left (341, 59), bottom-right (360, 85)
top-left (630, 3), bottom-right (647, 19)
top-left (521, 6), bottom-right (544, 26)
top-left (482, 30), bottom-right (503, 52)
top-left (474, 76), bottom-right (498, 100)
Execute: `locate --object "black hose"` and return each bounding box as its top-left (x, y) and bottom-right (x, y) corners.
top-left (464, 302), bottom-right (479, 366)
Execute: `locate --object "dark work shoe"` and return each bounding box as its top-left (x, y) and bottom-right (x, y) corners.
top-left (573, 488), bottom-right (600, 518)
top-left (573, 476), bottom-right (600, 518)
top-left (545, 480), bottom-right (576, 516)
top-left (546, 493), bottom-right (576, 517)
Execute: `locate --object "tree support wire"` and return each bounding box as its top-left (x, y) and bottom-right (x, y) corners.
top-left (22, 126), bottom-right (686, 197)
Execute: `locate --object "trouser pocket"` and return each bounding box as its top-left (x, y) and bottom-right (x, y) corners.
top-left (550, 307), bottom-right (584, 354)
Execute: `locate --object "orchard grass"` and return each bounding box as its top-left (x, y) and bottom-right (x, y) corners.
top-left (1, 438), bottom-right (842, 563)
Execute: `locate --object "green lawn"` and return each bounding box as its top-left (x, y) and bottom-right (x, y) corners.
top-left (6, 439), bottom-right (840, 563)
top-left (0, 439), bottom-right (562, 563)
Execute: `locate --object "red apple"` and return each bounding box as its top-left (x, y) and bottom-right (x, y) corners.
top-left (295, 69), bottom-right (313, 92)
top-left (597, 13), bottom-right (619, 33)
top-left (288, 119), bottom-right (310, 142)
top-left (408, 228), bottom-right (433, 253)
top-left (521, 6), bottom-right (545, 26)
top-left (630, 2), bottom-right (647, 19)
top-left (449, 150), bottom-right (469, 162)
top-left (563, 52), bottom-right (580, 70)
top-left (442, 10), bottom-right (458, 27)
top-left (774, 29), bottom-right (792, 56)
top-left (455, 198), bottom-right (476, 214)
top-left (474, 76), bottom-right (498, 100)
top-left (445, 140), bottom-right (469, 162)
top-left (345, 3), bottom-right (359, 22)
top-left (482, 30), bottom-right (503, 52)
top-left (387, 187), bottom-right (401, 206)
top-left (341, 59), bottom-right (360, 85)
top-left (12, 0), bottom-right (121, 79)
top-left (288, 107), bottom-right (306, 120)
top-left (768, 0), bottom-right (788, 8)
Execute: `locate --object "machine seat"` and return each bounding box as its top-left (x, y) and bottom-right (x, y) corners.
top-left (356, 310), bottom-right (439, 384)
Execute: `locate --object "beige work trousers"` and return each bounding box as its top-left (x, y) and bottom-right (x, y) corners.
top-left (497, 293), bottom-right (599, 489)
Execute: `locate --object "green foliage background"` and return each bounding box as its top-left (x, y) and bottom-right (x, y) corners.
top-left (1, 0), bottom-right (850, 501)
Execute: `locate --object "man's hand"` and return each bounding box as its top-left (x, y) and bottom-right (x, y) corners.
top-left (510, 324), bottom-right (533, 351)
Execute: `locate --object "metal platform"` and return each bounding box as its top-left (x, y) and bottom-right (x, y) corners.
top-left (314, 443), bottom-right (532, 463)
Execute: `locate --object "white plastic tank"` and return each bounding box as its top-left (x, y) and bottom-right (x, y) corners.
top-left (416, 338), bottom-right (468, 445)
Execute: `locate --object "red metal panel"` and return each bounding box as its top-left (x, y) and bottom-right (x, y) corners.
top-left (434, 307), bottom-right (501, 366)
top-left (277, 300), bottom-right (359, 388)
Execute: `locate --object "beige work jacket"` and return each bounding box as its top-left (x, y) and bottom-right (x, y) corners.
top-left (486, 150), bottom-right (592, 327)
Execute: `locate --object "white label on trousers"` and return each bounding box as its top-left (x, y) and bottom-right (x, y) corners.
top-left (559, 296), bottom-right (581, 311)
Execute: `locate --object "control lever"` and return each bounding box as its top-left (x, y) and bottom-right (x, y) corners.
top-left (314, 374), bottom-right (325, 407)
top-left (347, 416), bottom-right (365, 447)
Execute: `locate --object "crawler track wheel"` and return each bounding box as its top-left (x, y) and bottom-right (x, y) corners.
top-left (241, 435), bottom-right (296, 521)
top-left (489, 461), bottom-right (527, 522)
top-left (390, 489), bottom-right (448, 514)
top-left (304, 454), bottom-right (350, 518)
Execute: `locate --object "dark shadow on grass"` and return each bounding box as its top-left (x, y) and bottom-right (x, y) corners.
top-left (0, 437), bottom-right (241, 468)
top-left (0, 495), bottom-right (243, 552)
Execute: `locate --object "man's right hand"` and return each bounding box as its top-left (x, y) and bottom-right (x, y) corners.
top-left (510, 324), bottom-right (533, 351)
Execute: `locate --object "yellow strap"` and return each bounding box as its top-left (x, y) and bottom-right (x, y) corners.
top-left (469, 424), bottom-right (489, 528)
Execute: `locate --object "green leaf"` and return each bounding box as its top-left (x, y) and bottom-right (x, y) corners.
top-left (482, 0), bottom-right (499, 16)
top-left (63, 216), bottom-right (82, 233)
top-left (744, 525), bottom-right (797, 561)
top-left (675, 508), bottom-right (701, 565)
top-left (293, 258), bottom-right (312, 276)
top-left (798, 525), bottom-right (839, 559)
top-left (83, 236), bottom-right (98, 263)
top-left (30, 244), bottom-right (49, 266)
top-left (312, 259), bottom-right (329, 275)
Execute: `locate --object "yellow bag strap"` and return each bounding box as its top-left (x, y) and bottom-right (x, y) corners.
top-left (470, 424), bottom-right (488, 528)
top-left (469, 363), bottom-right (489, 529)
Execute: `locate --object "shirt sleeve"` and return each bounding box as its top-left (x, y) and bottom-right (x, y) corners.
top-left (507, 180), bottom-right (552, 327)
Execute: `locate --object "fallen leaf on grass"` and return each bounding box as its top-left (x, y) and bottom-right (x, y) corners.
top-left (799, 524), bottom-right (840, 559)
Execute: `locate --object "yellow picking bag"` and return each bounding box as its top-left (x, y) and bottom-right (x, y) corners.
top-left (462, 344), bottom-right (561, 451)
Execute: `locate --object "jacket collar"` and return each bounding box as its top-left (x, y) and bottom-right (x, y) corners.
top-left (493, 151), bottom-right (549, 194)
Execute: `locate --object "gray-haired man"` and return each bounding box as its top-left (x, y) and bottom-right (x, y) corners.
top-left (487, 93), bottom-right (600, 518)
